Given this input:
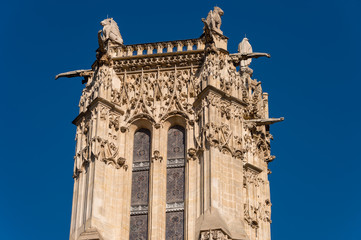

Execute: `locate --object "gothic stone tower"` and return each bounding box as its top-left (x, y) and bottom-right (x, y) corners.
top-left (57, 7), bottom-right (283, 240)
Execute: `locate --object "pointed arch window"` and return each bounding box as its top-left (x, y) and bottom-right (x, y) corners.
top-left (130, 129), bottom-right (151, 240)
top-left (165, 126), bottom-right (185, 239)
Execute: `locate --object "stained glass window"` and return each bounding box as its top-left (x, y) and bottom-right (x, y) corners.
top-left (165, 211), bottom-right (184, 240)
top-left (130, 215), bottom-right (148, 240)
top-left (130, 129), bottom-right (151, 240)
top-left (166, 126), bottom-right (185, 239)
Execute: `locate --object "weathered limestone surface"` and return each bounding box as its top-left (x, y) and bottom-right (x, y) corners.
top-left (57, 7), bottom-right (283, 240)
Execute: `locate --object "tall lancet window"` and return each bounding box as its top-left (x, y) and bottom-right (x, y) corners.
top-left (166, 126), bottom-right (185, 239)
top-left (130, 129), bottom-right (151, 240)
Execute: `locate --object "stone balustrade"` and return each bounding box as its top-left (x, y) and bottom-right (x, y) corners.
top-left (109, 38), bottom-right (205, 58)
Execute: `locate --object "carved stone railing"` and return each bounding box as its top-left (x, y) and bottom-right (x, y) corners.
top-left (109, 38), bottom-right (205, 58)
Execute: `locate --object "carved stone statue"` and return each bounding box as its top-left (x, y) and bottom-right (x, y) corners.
top-left (238, 37), bottom-right (254, 67)
top-left (202, 6), bottom-right (224, 34)
top-left (98, 18), bottom-right (123, 46)
top-left (230, 37), bottom-right (271, 68)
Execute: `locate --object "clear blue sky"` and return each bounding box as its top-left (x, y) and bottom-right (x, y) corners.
top-left (1, 0), bottom-right (360, 239)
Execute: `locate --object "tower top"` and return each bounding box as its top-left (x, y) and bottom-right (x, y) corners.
top-left (57, 7), bottom-right (283, 240)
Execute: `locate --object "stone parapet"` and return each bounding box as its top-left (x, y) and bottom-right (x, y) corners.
top-left (107, 38), bottom-right (206, 58)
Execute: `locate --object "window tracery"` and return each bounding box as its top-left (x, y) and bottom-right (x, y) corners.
top-left (129, 129), bottom-right (151, 240)
top-left (166, 126), bottom-right (185, 239)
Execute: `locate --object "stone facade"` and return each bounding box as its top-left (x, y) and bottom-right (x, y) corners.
top-left (57, 7), bottom-right (283, 240)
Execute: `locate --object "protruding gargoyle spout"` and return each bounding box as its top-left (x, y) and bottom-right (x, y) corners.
top-left (230, 37), bottom-right (270, 67)
top-left (202, 6), bottom-right (224, 35)
top-left (55, 69), bottom-right (93, 83)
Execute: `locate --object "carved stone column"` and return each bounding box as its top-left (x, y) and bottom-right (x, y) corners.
top-left (149, 126), bottom-right (167, 240)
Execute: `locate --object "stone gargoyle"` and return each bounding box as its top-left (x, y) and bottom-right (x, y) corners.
top-left (98, 18), bottom-right (124, 47)
top-left (202, 6), bottom-right (224, 34)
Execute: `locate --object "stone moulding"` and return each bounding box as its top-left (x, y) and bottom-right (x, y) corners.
top-left (78, 228), bottom-right (103, 240)
top-left (244, 163), bottom-right (263, 174)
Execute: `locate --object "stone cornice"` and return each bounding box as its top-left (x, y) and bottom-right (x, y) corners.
top-left (113, 50), bottom-right (204, 72)
top-left (244, 162), bottom-right (263, 173)
top-left (123, 37), bottom-right (201, 47)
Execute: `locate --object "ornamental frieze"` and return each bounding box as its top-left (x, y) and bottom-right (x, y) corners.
top-left (113, 52), bottom-right (204, 71)
top-left (110, 68), bottom-right (200, 124)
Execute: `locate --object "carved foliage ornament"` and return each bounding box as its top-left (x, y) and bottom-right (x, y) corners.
top-left (201, 122), bottom-right (243, 158)
top-left (244, 199), bottom-right (272, 227)
top-left (79, 62), bottom-right (116, 112)
top-left (187, 148), bottom-right (198, 162)
top-left (111, 68), bottom-right (199, 125)
top-left (243, 167), bottom-right (271, 227)
top-left (73, 117), bottom-right (92, 179)
top-left (243, 122), bottom-right (275, 163)
top-left (201, 49), bottom-right (242, 97)
top-left (243, 167), bottom-right (263, 188)
top-left (109, 113), bottom-right (120, 131)
top-left (92, 137), bottom-right (127, 170)
top-left (151, 150), bottom-right (163, 162)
